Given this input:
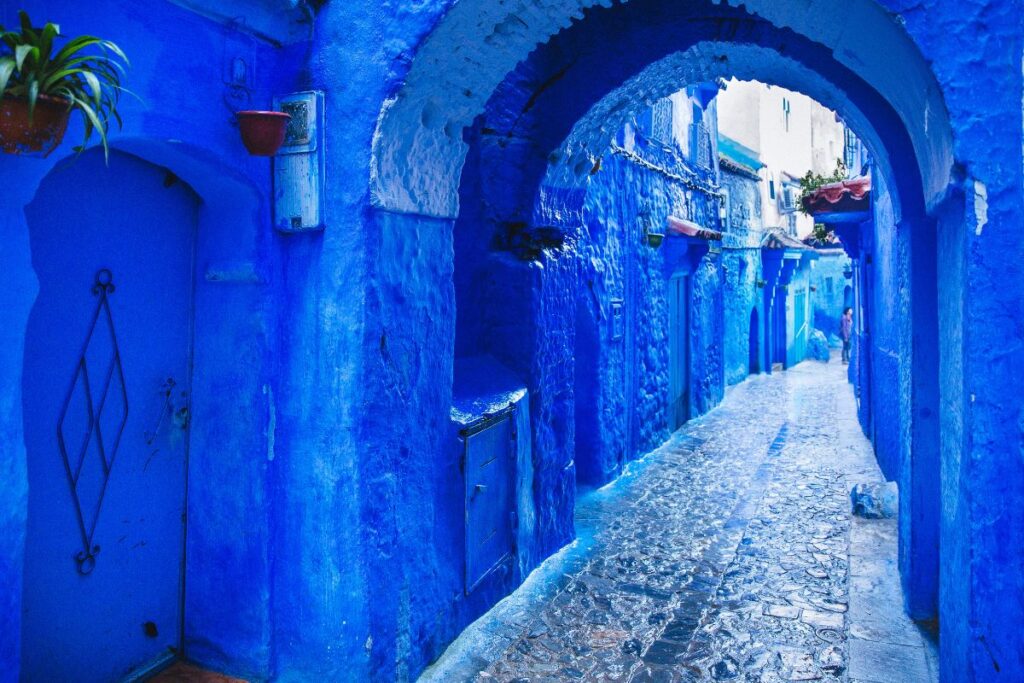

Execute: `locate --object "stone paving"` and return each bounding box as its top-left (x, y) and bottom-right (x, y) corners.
top-left (420, 357), bottom-right (938, 683)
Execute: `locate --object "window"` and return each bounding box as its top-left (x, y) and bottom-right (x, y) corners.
top-left (687, 103), bottom-right (713, 170)
top-left (844, 127), bottom-right (858, 172)
top-left (768, 178), bottom-right (776, 200)
top-left (651, 98), bottom-right (674, 146)
top-left (720, 189), bottom-right (731, 232)
top-left (693, 120), bottom-right (712, 169)
top-left (782, 97), bottom-right (791, 132)
top-left (779, 182), bottom-right (798, 212)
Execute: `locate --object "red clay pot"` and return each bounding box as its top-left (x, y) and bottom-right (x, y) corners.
top-left (0, 95), bottom-right (71, 157)
top-left (237, 110), bottom-right (291, 156)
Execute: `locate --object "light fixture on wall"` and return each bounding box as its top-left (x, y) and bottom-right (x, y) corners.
top-left (645, 226), bottom-right (666, 248)
top-left (639, 205), bottom-right (665, 248)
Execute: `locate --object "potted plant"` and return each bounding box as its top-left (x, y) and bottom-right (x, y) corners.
top-left (236, 110), bottom-right (291, 156)
top-left (0, 11), bottom-right (128, 157)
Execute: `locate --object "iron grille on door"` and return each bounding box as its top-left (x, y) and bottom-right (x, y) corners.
top-left (462, 405), bottom-right (517, 593)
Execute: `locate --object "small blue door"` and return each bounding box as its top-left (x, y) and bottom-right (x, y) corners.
top-left (668, 274), bottom-right (689, 429)
top-left (21, 150), bottom-right (198, 681)
top-left (464, 411), bottom-right (515, 592)
top-left (748, 308), bottom-right (759, 374)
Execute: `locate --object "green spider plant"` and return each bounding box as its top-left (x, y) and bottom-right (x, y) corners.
top-left (0, 10), bottom-right (129, 157)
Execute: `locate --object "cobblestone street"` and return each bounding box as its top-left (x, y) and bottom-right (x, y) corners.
top-left (422, 358), bottom-right (938, 682)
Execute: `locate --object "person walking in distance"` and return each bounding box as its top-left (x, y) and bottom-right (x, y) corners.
top-left (840, 307), bottom-right (853, 364)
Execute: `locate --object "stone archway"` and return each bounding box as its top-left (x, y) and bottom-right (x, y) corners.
top-left (366, 0), bottom-right (956, 676)
top-left (370, 0), bottom-right (952, 220)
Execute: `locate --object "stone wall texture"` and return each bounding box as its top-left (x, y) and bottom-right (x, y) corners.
top-left (0, 0), bottom-right (1020, 681)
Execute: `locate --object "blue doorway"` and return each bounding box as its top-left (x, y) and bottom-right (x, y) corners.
top-left (748, 308), bottom-right (759, 374)
top-left (772, 287), bottom-right (788, 367)
top-left (21, 150), bottom-right (199, 681)
top-left (668, 274), bottom-right (689, 429)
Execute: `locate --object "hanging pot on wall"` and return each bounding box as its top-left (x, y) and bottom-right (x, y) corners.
top-left (0, 95), bottom-right (71, 157)
top-left (236, 110), bottom-right (291, 156)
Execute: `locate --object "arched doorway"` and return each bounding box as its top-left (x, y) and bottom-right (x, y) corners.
top-left (22, 149), bottom-right (199, 681)
top-left (366, 0), bottom-right (956, 675)
top-left (14, 137), bottom-right (272, 680)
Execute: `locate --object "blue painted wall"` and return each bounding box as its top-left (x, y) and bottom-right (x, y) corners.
top-left (1, 0), bottom-right (300, 679)
top-left (809, 250), bottom-right (853, 344)
top-left (720, 167), bottom-right (766, 385)
top-left (2, 0), bottom-right (1021, 680)
top-left (576, 106), bottom-right (724, 488)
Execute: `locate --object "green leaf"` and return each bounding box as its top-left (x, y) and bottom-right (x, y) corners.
top-left (17, 11), bottom-right (37, 44)
top-left (101, 40), bottom-right (128, 65)
top-left (0, 57), bottom-right (14, 98)
top-left (69, 92), bottom-right (109, 160)
top-left (39, 22), bottom-right (58, 62)
top-left (26, 77), bottom-right (38, 119)
top-left (15, 44), bottom-right (34, 70)
top-left (51, 36), bottom-right (99, 65)
top-left (82, 70), bottom-right (102, 105)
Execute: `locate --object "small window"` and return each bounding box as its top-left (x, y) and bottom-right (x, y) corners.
top-left (782, 97), bottom-right (791, 132)
top-left (779, 183), bottom-right (798, 212)
top-left (720, 189), bottom-right (731, 232)
top-left (844, 127), bottom-right (858, 171)
top-left (768, 179), bottom-right (776, 200)
top-left (651, 98), bottom-right (674, 146)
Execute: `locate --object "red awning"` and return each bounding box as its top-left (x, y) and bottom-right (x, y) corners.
top-left (801, 176), bottom-right (871, 215)
top-left (667, 216), bottom-right (722, 241)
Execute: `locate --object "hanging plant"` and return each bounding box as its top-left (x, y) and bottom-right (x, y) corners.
top-left (0, 11), bottom-right (129, 158)
top-left (797, 158), bottom-right (847, 241)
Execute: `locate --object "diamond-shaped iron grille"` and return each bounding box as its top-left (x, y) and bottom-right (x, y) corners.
top-left (56, 269), bottom-right (128, 575)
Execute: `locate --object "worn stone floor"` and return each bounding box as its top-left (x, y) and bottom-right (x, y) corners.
top-left (421, 356), bottom-right (938, 682)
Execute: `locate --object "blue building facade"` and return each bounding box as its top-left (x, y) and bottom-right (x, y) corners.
top-left (719, 151), bottom-right (767, 384)
top-left (808, 248), bottom-right (854, 347)
top-left (575, 90), bottom-right (724, 488)
top-left (1, 0), bottom-right (1022, 681)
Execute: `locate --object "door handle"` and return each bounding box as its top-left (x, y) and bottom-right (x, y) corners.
top-left (144, 377), bottom-right (189, 444)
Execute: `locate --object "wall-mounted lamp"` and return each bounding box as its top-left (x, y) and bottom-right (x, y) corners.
top-left (646, 227), bottom-right (666, 248)
top-left (639, 205), bottom-right (664, 248)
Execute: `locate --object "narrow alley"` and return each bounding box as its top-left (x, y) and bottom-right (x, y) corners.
top-left (3, 1), bottom-right (1021, 681)
top-left (424, 358), bottom-right (937, 682)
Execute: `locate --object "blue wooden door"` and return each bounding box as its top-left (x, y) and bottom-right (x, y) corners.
top-left (464, 412), bottom-right (515, 592)
top-left (21, 150), bottom-right (198, 681)
top-left (748, 308), bottom-right (759, 374)
top-left (668, 274), bottom-right (689, 430)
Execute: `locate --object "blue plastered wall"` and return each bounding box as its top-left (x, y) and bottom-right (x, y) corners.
top-left (899, 0), bottom-right (1024, 675)
top-left (784, 260), bottom-right (814, 368)
top-left (3, 0), bottom-right (1022, 680)
top-left (1, 1), bottom-right (303, 679)
top-left (864, 172), bottom-right (910, 483)
top-left (721, 167), bottom-right (766, 384)
top-left (809, 250), bottom-right (853, 343)
top-left (575, 110), bottom-right (724, 488)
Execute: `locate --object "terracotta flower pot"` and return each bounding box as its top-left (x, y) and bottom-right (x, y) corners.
top-left (0, 95), bottom-right (71, 157)
top-left (237, 110), bottom-right (291, 156)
